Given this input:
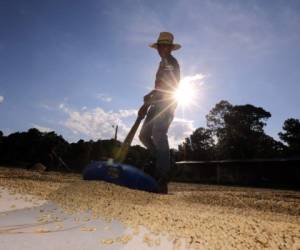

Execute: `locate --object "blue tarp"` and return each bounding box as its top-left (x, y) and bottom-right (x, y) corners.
top-left (82, 160), bottom-right (159, 193)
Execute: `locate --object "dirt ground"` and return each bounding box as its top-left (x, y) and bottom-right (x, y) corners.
top-left (0, 166), bottom-right (299, 250)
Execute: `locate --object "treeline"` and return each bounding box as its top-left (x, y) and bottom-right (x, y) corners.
top-left (0, 100), bottom-right (299, 172)
top-left (176, 100), bottom-right (300, 161)
top-left (0, 128), bottom-right (150, 172)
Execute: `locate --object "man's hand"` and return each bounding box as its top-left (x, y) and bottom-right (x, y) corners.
top-left (138, 103), bottom-right (150, 119)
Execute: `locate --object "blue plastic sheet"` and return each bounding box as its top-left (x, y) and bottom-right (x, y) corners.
top-left (82, 160), bottom-right (159, 193)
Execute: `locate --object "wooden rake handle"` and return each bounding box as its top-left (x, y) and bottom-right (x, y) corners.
top-left (115, 103), bottom-right (150, 163)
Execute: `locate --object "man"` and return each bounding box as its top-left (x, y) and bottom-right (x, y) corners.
top-left (139, 32), bottom-right (181, 194)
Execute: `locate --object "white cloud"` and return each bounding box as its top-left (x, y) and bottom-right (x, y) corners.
top-left (96, 93), bottom-right (112, 102)
top-left (32, 124), bottom-right (52, 133)
top-left (0, 96), bottom-right (4, 103)
top-left (60, 105), bottom-right (137, 141)
top-left (118, 109), bottom-right (137, 117)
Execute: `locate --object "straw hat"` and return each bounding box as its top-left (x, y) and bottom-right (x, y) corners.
top-left (149, 32), bottom-right (181, 50)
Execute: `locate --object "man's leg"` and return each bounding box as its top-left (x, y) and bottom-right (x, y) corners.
top-left (139, 106), bottom-right (158, 178)
top-left (152, 110), bottom-right (174, 185)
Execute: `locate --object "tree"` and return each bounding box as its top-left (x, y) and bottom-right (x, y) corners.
top-left (2, 131), bottom-right (31, 166)
top-left (225, 105), bottom-right (271, 134)
top-left (65, 140), bottom-right (92, 172)
top-left (25, 128), bottom-right (43, 163)
top-left (206, 100), bottom-right (233, 138)
top-left (39, 131), bottom-right (70, 171)
top-left (255, 134), bottom-right (285, 158)
top-left (178, 127), bottom-right (215, 161)
top-left (90, 140), bottom-right (104, 161)
top-left (206, 103), bottom-right (275, 159)
top-left (279, 118), bottom-right (300, 156)
top-left (126, 145), bottom-right (150, 169)
top-left (219, 104), bottom-right (271, 159)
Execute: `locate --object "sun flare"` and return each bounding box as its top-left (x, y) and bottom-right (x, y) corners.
top-left (174, 81), bottom-right (195, 107)
top-left (172, 74), bottom-right (205, 108)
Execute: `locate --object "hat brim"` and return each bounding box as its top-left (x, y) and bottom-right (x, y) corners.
top-left (149, 43), bottom-right (181, 51)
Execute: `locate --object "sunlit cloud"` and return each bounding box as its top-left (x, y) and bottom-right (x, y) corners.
top-left (0, 96), bottom-right (4, 104)
top-left (181, 74), bottom-right (206, 83)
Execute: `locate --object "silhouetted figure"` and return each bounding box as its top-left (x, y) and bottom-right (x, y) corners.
top-left (139, 32), bottom-right (181, 194)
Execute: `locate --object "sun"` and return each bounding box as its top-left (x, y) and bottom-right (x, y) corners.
top-left (173, 79), bottom-right (196, 107)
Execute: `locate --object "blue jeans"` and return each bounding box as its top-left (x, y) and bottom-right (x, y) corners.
top-left (139, 103), bottom-right (174, 180)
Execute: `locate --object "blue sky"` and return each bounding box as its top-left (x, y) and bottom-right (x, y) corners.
top-left (0, 0), bottom-right (300, 148)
